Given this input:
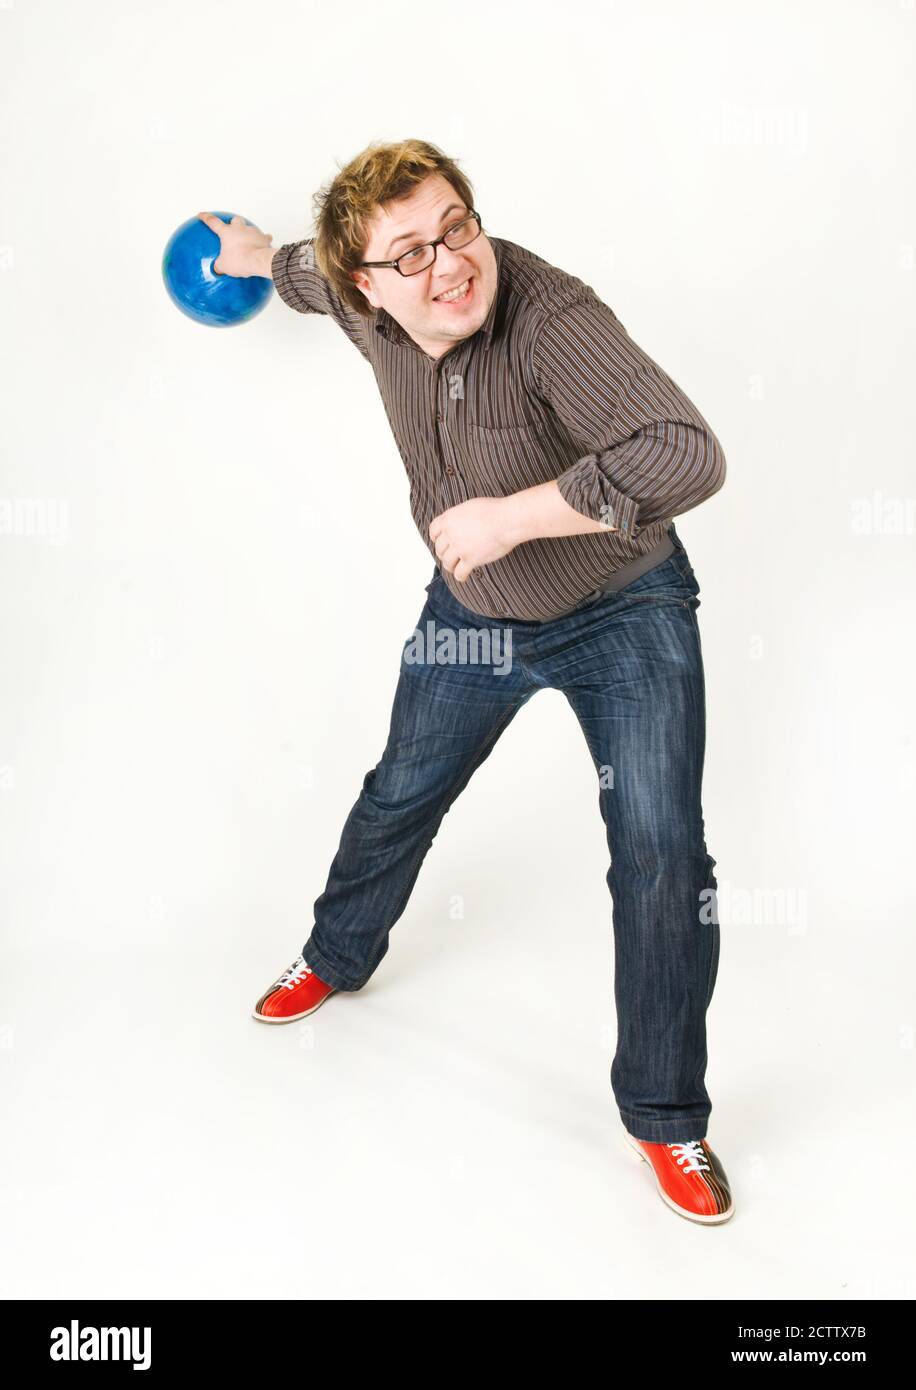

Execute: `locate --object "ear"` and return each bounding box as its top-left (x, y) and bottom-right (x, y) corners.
top-left (350, 267), bottom-right (380, 310)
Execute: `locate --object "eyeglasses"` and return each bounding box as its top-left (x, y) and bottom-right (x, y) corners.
top-left (358, 210), bottom-right (482, 277)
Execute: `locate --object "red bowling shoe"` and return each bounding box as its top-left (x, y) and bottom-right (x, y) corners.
top-left (252, 954), bottom-right (336, 1023)
top-left (622, 1129), bottom-right (735, 1224)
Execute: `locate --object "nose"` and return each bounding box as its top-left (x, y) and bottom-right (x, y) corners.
top-left (432, 241), bottom-right (469, 280)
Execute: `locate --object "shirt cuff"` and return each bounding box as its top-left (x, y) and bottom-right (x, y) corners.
top-left (555, 459), bottom-right (641, 539)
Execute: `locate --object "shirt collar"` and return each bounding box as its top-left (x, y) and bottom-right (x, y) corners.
top-left (373, 235), bottom-right (504, 353)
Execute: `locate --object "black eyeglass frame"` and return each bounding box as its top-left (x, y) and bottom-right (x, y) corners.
top-left (357, 210), bottom-right (483, 276)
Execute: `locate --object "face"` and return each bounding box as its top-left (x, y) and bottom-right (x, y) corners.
top-left (350, 173), bottom-right (498, 361)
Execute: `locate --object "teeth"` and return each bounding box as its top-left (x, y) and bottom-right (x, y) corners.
top-left (435, 278), bottom-right (470, 302)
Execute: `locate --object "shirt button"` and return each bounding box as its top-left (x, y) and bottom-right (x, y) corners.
top-left (444, 466), bottom-right (455, 475)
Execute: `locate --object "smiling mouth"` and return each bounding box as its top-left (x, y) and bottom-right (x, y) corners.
top-left (432, 276), bottom-right (473, 304)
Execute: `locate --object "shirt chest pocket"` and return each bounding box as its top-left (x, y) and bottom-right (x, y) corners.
top-left (464, 421), bottom-right (555, 493)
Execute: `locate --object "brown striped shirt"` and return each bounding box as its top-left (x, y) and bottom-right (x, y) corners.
top-left (270, 234), bottom-right (726, 622)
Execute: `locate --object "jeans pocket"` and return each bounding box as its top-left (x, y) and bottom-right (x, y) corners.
top-left (673, 549), bottom-right (700, 592)
top-left (613, 556), bottom-right (697, 608)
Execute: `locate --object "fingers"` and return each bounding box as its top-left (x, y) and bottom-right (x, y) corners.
top-left (441, 553), bottom-right (472, 581)
top-left (437, 546), bottom-right (460, 574)
top-left (197, 212), bottom-right (271, 245)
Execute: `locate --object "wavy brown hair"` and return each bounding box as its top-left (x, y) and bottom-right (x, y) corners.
top-left (310, 138), bottom-right (476, 319)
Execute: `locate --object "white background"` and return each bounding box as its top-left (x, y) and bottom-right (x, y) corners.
top-left (1, 0), bottom-right (913, 1299)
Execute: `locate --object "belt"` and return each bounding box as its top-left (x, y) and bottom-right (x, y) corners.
top-left (566, 527), bottom-right (677, 615)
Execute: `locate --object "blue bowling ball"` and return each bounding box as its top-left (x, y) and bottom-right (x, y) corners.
top-left (162, 211), bottom-right (274, 327)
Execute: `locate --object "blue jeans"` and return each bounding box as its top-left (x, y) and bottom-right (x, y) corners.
top-left (302, 524), bottom-right (720, 1143)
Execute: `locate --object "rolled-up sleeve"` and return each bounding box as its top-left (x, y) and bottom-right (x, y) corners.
top-left (271, 240), bottom-right (371, 362)
top-left (531, 295), bottom-right (727, 539)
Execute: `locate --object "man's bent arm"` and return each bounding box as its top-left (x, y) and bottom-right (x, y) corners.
top-left (502, 479), bottom-right (617, 547)
top-left (530, 295), bottom-right (727, 540)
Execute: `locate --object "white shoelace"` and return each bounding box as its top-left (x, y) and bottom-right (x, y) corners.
top-left (668, 1141), bottom-right (710, 1174)
top-left (275, 956), bottom-right (314, 991)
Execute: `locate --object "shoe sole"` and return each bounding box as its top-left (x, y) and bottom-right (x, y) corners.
top-left (621, 1129), bottom-right (735, 1225)
top-left (251, 989), bottom-right (337, 1024)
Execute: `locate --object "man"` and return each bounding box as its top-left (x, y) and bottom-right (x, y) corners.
top-left (199, 138), bottom-right (732, 1224)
